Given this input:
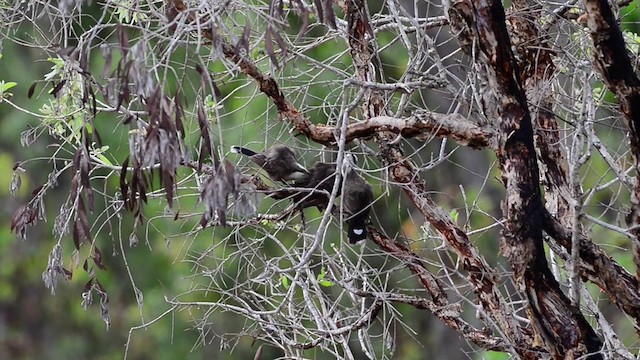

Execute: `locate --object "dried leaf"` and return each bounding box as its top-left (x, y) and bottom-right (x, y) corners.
top-left (79, 48), bottom-right (88, 74)
top-left (120, 156), bottom-right (129, 208)
top-left (27, 82), bottom-right (37, 99)
top-left (236, 23), bottom-right (251, 55)
top-left (100, 44), bottom-right (113, 78)
top-left (197, 98), bottom-right (213, 170)
top-left (73, 221), bottom-right (81, 250)
top-left (265, 27), bottom-right (279, 68)
top-left (117, 22), bottom-right (130, 57)
top-left (314, 0), bottom-right (324, 24)
top-left (51, 80), bottom-right (67, 98)
top-left (294, 0), bottom-right (310, 42)
top-left (77, 197), bottom-right (92, 243)
top-left (10, 171), bottom-right (21, 195)
top-left (58, 266), bottom-right (73, 281)
top-left (271, 29), bottom-right (288, 60)
top-left (10, 204), bottom-right (36, 240)
top-left (195, 64), bottom-right (221, 97)
top-left (93, 246), bottom-right (107, 270)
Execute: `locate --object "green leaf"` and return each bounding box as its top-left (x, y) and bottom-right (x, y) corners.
top-left (317, 268), bottom-right (327, 280)
top-left (1, 82), bottom-right (17, 91)
top-left (96, 154), bottom-right (113, 166)
top-left (280, 275), bottom-right (290, 289)
top-left (44, 57), bottom-right (64, 80)
top-left (449, 209), bottom-right (459, 223)
top-left (317, 268), bottom-right (333, 287)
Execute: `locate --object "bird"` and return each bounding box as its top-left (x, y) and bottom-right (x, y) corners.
top-left (268, 157), bottom-right (373, 244)
top-left (293, 162), bottom-right (340, 210)
top-left (230, 144), bottom-right (309, 183)
top-left (270, 162), bottom-right (340, 210)
top-left (342, 169), bottom-right (374, 244)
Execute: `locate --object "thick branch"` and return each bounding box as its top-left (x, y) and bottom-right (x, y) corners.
top-left (584, 0), bottom-right (640, 279)
top-left (449, 1), bottom-right (603, 358)
top-left (543, 213), bottom-right (640, 320)
top-left (308, 112), bottom-right (496, 148)
top-left (508, 0), bottom-right (640, 326)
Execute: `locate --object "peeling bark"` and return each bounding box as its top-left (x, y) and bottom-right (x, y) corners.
top-left (448, 1), bottom-right (603, 358)
top-left (584, 0), bottom-right (640, 280)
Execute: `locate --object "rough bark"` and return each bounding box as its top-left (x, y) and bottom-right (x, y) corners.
top-left (584, 0), bottom-right (640, 280)
top-left (448, 1), bottom-right (603, 358)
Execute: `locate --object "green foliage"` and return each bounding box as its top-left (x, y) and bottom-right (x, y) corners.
top-left (317, 267), bottom-right (333, 287)
top-left (481, 350), bottom-right (510, 360)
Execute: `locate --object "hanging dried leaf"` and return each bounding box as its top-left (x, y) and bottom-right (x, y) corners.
top-left (197, 98), bottom-right (213, 171)
top-left (117, 22), bottom-right (130, 57)
top-left (100, 44), bottom-right (113, 78)
top-left (58, 266), bottom-right (73, 281)
top-left (10, 171), bottom-right (21, 195)
top-left (79, 47), bottom-right (89, 74)
top-left (10, 204), bottom-right (37, 240)
top-left (265, 27), bottom-right (279, 68)
top-left (195, 64), bottom-right (221, 97)
top-left (72, 221), bottom-right (81, 250)
top-left (294, 0), bottom-right (310, 42)
top-left (93, 246), bottom-right (107, 270)
top-left (77, 197), bottom-right (91, 243)
top-left (236, 23), bottom-right (251, 56)
top-left (120, 156), bottom-right (129, 207)
top-left (95, 280), bottom-right (111, 330)
top-left (51, 80), bottom-right (67, 98)
top-left (314, 0), bottom-right (324, 24)
top-left (27, 82), bottom-right (37, 99)
top-left (271, 28), bottom-right (288, 61)
top-left (324, 0), bottom-right (336, 29)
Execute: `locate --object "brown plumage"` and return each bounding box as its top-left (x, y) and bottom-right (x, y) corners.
top-left (271, 162), bottom-right (340, 210)
top-left (231, 144), bottom-right (308, 182)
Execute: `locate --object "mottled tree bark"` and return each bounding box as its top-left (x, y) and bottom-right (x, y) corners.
top-left (584, 0), bottom-right (640, 280)
top-left (448, 1), bottom-right (603, 358)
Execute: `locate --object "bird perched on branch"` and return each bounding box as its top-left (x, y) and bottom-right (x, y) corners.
top-left (294, 162), bottom-right (340, 210)
top-left (230, 144), bottom-right (308, 183)
top-left (269, 162), bottom-right (339, 210)
top-left (275, 159), bottom-right (374, 244)
top-left (342, 168), bottom-right (374, 244)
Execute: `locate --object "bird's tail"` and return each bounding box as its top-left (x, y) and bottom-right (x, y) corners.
top-left (230, 145), bottom-right (257, 157)
top-left (348, 215), bottom-right (368, 244)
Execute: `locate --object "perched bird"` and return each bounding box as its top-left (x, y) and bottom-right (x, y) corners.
top-left (269, 162), bottom-right (340, 210)
top-left (294, 162), bottom-right (340, 210)
top-left (342, 169), bottom-right (374, 244)
top-left (231, 144), bottom-right (308, 182)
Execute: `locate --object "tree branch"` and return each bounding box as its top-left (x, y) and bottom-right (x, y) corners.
top-left (584, 0), bottom-right (640, 280)
top-left (449, 1), bottom-right (603, 358)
